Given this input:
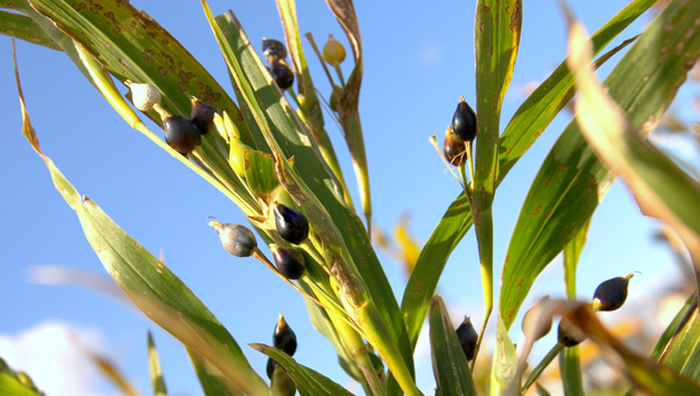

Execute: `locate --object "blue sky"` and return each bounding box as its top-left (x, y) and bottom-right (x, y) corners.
top-left (0, 1), bottom-right (690, 395)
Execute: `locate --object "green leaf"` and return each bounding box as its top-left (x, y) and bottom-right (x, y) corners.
top-left (245, 151), bottom-right (279, 196)
top-left (490, 315), bottom-right (519, 395)
top-left (567, 0), bottom-right (700, 271)
top-left (250, 343), bottom-right (354, 396)
top-left (148, 332), bottom-right (168, 396)
top-left (0, 10), bottom-right (61, 50)
top-left (205, 4), bottom-right (414, 378)
top-left (0, 358), bottom-right (43, 396)
top-left (657, 303), bottom-right (700, 381)
top-left (428, 296), bottom-right (477, 396)
top-left (15, 59), bottom-right (267, 395)
top-left (401, 0), bottom-right (655, 347)
top-left (187, 351), bottom-right (242, 396)
top-left (499, 0), bottom-right (700, 329)
top-left (650, 293), bottom-right (696, 361)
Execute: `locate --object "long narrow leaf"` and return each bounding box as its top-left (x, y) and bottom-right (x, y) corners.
top-left (500, 0), bottom-right (700, 329)
top-left (401, 0), bottom-right (655, 347)
top-left (250, 343), bottom-right (354, 396)
top-left (15, 55), bottom-right (268, 396)
top-left (428, 296), bottom-right (477, 396)
top-left (0, 10), bottom-right (60, 50)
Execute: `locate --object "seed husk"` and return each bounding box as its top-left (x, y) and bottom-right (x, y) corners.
top-left (593, 273), bottom-right (634, 312)
top-left (521, 296), bottom-right (553, 342)
top-left (189, 97), bottom-right (218, 135)
top-left (272, 246), bottom-right (306, 280)
top-left (208, 219), bottom-right (257, 257)
top-left (163, 116), bottom-right (201, 155)
top-left (443, 126), bottom-right (466, 166)
top-left (268, 61), bottom-right (295, 90)
top-left (273, 203), bottom-right (309, 245)
top-left (456, 316), bottom-right (478, 361)
top-left (452, 97), bottom-right (477, 142)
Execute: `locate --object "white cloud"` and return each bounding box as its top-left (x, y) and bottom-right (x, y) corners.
top-left (0, 321), bottom-right (112, 396)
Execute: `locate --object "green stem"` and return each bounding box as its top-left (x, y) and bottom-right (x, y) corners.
top-left (522, 343), bottom-right (565, 394)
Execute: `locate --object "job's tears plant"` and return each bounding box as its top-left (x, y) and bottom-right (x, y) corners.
top-left (3, 0), bottom-right (700, 395)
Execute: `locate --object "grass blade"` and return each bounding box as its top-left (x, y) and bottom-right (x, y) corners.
top-left (147, 332), bottom-right (168, 396)
top-left (0, 9), bottom-right (60, 50)
top-left (500, 0), bottom-right (700, 329)
top-left (567, 0), bottom-right (700, 276)
top-left (428, 296), bottom-right (477, 396)
top-left (401, 0), bottom-right (654, 347)
top-left (14, 53), bottom-right (268, 395)
top-left (250, 343), bottom-right (354, 396)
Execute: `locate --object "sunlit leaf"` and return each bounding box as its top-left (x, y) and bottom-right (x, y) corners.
top-left (402, 0), bottom-right (655, 347)
top-left (250, 343), bottom-right (354, 396)
top-left (0, 10), bottom-right (60, 50)
top-left (148, 332), bottom-right (168, 396)
top-left (500, 0), bottom-right (700, 329)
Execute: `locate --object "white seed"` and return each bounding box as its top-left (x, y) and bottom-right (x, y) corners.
top-left (127, 81), bottom-right (161, 111)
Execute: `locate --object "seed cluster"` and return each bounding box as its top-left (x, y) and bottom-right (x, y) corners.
top-left (262, 38), bottom-right (295, 90)
top-left (127, 81), bottom-right (219, 156)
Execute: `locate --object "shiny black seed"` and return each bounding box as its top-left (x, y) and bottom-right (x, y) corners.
top-left (456, 317), bottom-right (478, 361)
top-left (211, 222), bottom-right (257, 257)
top-left (269, 61), bottom-right (295, 90)
top-left (272, 247), bottom-right (306, 280)
top-left (190, 98), bottom-right (218, 135)
top-left (273, 204), bottom-right (309, 245)
top-left (452, 97), bottom-right (477, 142)
top-left (443, 126), bottom-right (466, 166)
top-left (558, 317), bottom-right (586, 347)
top-left (273, 314), bottom-right (297, 356)
top-left (163, 116), bottom-right (201, 155)
top-left (593, 275), bottom-right (631, 312)
top-left (262, 38), bottom-right (288, 63)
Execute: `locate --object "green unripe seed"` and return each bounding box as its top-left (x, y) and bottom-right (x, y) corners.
top-left (323, 34), bottom-right (346, 66)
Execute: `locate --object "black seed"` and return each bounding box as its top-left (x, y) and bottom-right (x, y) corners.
top-left (273, 204), bottom-right (309, 245)
top-left (452, 97), bottom-right (477, 142)
top-left (456, 317), bottom-right (478, 361)
top-left (211, 221), bottom-right (257, 257)
top-left (558, 317), bottom-right (586, 347)
top-left (593, 275), bottom-right (631, 312)
top-left (272, 247), bottom-right (306, 280)
top-left (273, 314), bottom-right (297, 356)
top-left (269, 61), bottom-right (295, 90)
top-left (443, 126), bottom-right (466, 166)
top-left (266, 357), bottom-right (278, 380)
top-left (262, 38), bottom-right (287, 63)
top-left (163, 116), bottom-right (201, 155)
top-left (190, 98), bottom-right (218, 135)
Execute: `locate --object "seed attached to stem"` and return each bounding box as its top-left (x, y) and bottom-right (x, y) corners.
top-left (272, 246), bottom-right (306, 280)
top-left (273, 203), bottom-right (309, 245)
top-left (456, 316), bottom-right (478, 361)
top-left (452, 97), bottom-right (477, 142)
top-left (443, 126), bottom-right (466, 166)
top-left (162, 116), bottom-right (201, 155)
top-left (189, 97), bottom-right (218, 135)
top-left (269, 61), bottom-right (295, 90)
top-left (126, 80), bottom-right (161, 112)
top-left (208, 218), bottom-right (257, 257)
top-left (521, 296), bottom-right (552, 342)
top-left (557, 317), bottom-right (586, 347)
top-left (322, 34), bottom-right (346, 66)
top-left (262, 38), bottom-right (288, 63)
top-left (592, 273), bottom-right (634, 312)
